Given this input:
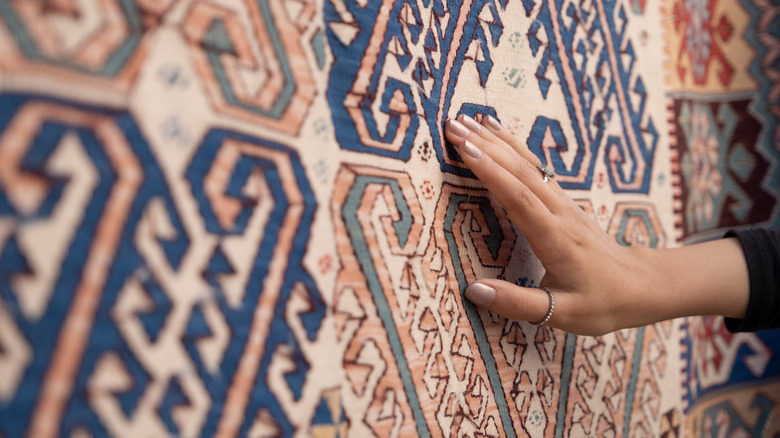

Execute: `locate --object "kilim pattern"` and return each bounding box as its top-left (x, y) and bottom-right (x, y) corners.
top-left (0, 0), bottom-right (777, 437)
top-left (663, 0), bottom-right (780, 433)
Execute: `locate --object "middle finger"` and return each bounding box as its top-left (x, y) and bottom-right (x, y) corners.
top-left (448, 115), bottom-right (570, 214)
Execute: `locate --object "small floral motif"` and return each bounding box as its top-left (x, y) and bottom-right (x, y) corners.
top-left (507, 115), bottom-right (524, 137)
top-left (313, 118), bottom-right (331, 139)
top-left (597, 204), bottom-right (609, 224)
top-left (684, 0), bottom-right (712, 81)
top-left (683, 106), bottom-right (722, 229)
top-left (159, 116), bottom-right (192, 147)
top-left (313, 159), bottom-right (329, 184)
top-left (515, 277), bottom-right (537, 288)
top-left (596, 171), bottom-right (607, 189)
top-left (528, 409), bottom-right (544, 427)
top-left (509, 31), bottom-right (524, 49)
top-left (157, 64), bottom-right (190, 89)
top-left (417, 141), bottom-right (433, 161)
top-left (419, 180), bottom-right (435, 200)
top-left (502, 67), bottom-right (526, 88)
top-left (657, 172), bottom-right (666, 187)
top-left (318, 254), bottom-right (334, 274)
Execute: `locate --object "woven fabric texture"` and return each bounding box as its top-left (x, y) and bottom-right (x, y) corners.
top-left (0, 0), bottom-right (778, 436)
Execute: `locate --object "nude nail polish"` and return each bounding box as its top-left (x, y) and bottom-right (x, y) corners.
top-left (461, 115), bottom-right (482, 133)
top-left (462, 140), bottom-right (482, 159)
top-left (446, 118), bottom-right (470, 137)
top-left (465, 283), bottom-right (496, 307)
top-left (485, 115), bottom-right (503, 132)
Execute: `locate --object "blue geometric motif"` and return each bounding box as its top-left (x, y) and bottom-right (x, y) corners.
top-left (524, 0), bottom-right (657, 192)
top-left (185, 129), bottom-right (325, 437)
top-left (0, 93), bottom-right (185, 437)
top-left (0, 97), bottom-right (326, 438)
top-left (325, 0), bottom-right (506, 174)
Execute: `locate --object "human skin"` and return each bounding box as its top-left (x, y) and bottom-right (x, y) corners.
top-left (443, 114), bottom-right (750, 336)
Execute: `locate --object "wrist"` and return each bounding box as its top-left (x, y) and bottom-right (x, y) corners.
top-left (639, 239), bottom-right (750, 322)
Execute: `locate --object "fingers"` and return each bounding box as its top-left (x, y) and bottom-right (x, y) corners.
top-left (480, 115), bottom-right (540, 164)
top-left (445, 116), bottom-right (559, 243)
top-left (455, 137), bottom-right (556, 240)
top-left (445, 115), bottom-right (570, 214)
top-left (478, 115), bottom-right (542, 165)
top-left (456, 115), bottom-right (517, 156)
top-left (464, 279), bottom-right (560, 326)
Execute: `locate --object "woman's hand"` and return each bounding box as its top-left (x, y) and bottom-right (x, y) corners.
top-left (444, 114), bottom-right (750, 336)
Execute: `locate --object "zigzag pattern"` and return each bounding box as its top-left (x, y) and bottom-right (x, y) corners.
top-left (0, 0), bottom-right (778, 436)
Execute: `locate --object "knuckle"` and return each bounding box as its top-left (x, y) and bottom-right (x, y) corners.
top-left (514, 156), bottom-right (534, 180)
top-left (506, 186), bottom-right (532, 214)
top-left (557, 295), bottom-right (619, 337)
top-left (507, 292), bottom-right (529, 321)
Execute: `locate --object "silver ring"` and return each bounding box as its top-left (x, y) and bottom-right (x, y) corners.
top-left (530, 287), bottom-right (555, 326)
top-left (536, 163), bottom-right (555, 183)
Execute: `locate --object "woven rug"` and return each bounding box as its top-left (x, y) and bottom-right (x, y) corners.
top-left (0, 0), bottom-right (778, 436)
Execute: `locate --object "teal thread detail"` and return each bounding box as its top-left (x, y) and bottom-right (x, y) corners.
top-left (478, 201), bottom-right (505, 260)
top-left (255, 0), bottom-right (295, 113)
top-left (502, 67), bottom-right (525, 88)
top-left (341, 185), bottom-right (511, 435)
top-left (203, 0), bottom-right (297, 118)
top-left (614, 208), bottom-right (658, 247)
top-left (622, 327), bottom-right (645, 438)
top-left (508, 31), bottom-right (524, 49)
top-left (528, 409), bottom-right (545, 427)
top-left (0, 0), bottom-right (143, 77)
top-left (204, 20), bottom-right (237, 54)
top-left (727, 143), bottom-right (756, 183)
top-left (445, 194), bottom-right (515, 438)
top-left (311, 30), bottom-right (326, 70)
top-left (620, 205), bottom-right (660, 437)
top-left (554, 333), bottom-right (577, 438)
top-left (0, 3), bottom-right (36, 56)
top-left (679, 102), bottom-right (752, 231)
top-left (343, 175), bottom-right (428, 437)
top-left (392, 199), bottom-right (413, 248)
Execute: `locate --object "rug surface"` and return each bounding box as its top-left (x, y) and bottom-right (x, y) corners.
top-left (0, 0), bottom-right (778, 437)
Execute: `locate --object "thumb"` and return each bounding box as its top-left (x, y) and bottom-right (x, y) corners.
top-left (464, 279), bottom-right (556, 326)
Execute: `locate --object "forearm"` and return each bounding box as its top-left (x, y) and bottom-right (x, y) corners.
top-left (637, 238), bottom-right (750, 322)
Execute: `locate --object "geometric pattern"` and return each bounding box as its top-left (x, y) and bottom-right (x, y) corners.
top-left (183, 1), bottom-right (317, 135)
top-left (672, 99), bottom-right (773, 238)
top-left (681, 318), bottom-right (780, 436)
top-left (666, 0), bottom-right (780, 242)
top-left (665, 0), bottom-right (780, 432)
top-left (0, 0), bottom-right (777, 437)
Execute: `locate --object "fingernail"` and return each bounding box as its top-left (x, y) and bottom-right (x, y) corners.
top-left (465, 283), bottom-right (495, 308)
top-left (485, 115), bottom-right (503, 132)
top-left (462, 140), bottom-right (482, 159)
top-left (446, 118), bottom-right (470, 137)
top-left (461, 115), bottom-right (482, 133)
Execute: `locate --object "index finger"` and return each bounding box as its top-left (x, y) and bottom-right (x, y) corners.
top-left (456, 139), bottom-right (559, 248)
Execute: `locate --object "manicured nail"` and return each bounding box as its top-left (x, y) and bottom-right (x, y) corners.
top-left (461, 115), bottom-right (482, 133)
top-left (446, 118), bottom-right (470, 137)
top-left (462, 140), bottom-right (482, 159)
top-left (485, 115), bottom-right (503, 132)
top-left (465, 283), bottom-right (495, 308)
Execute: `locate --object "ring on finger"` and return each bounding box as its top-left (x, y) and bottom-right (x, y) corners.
top-left (536, 163), bottom-right (556, 183)
top-left (530, 287), bottom-right (555, 326)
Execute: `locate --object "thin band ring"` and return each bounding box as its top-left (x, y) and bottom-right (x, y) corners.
top-left (530, 287), bottom-right (555, 326)
top-left (536, 163), bottom-right (556, 183)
